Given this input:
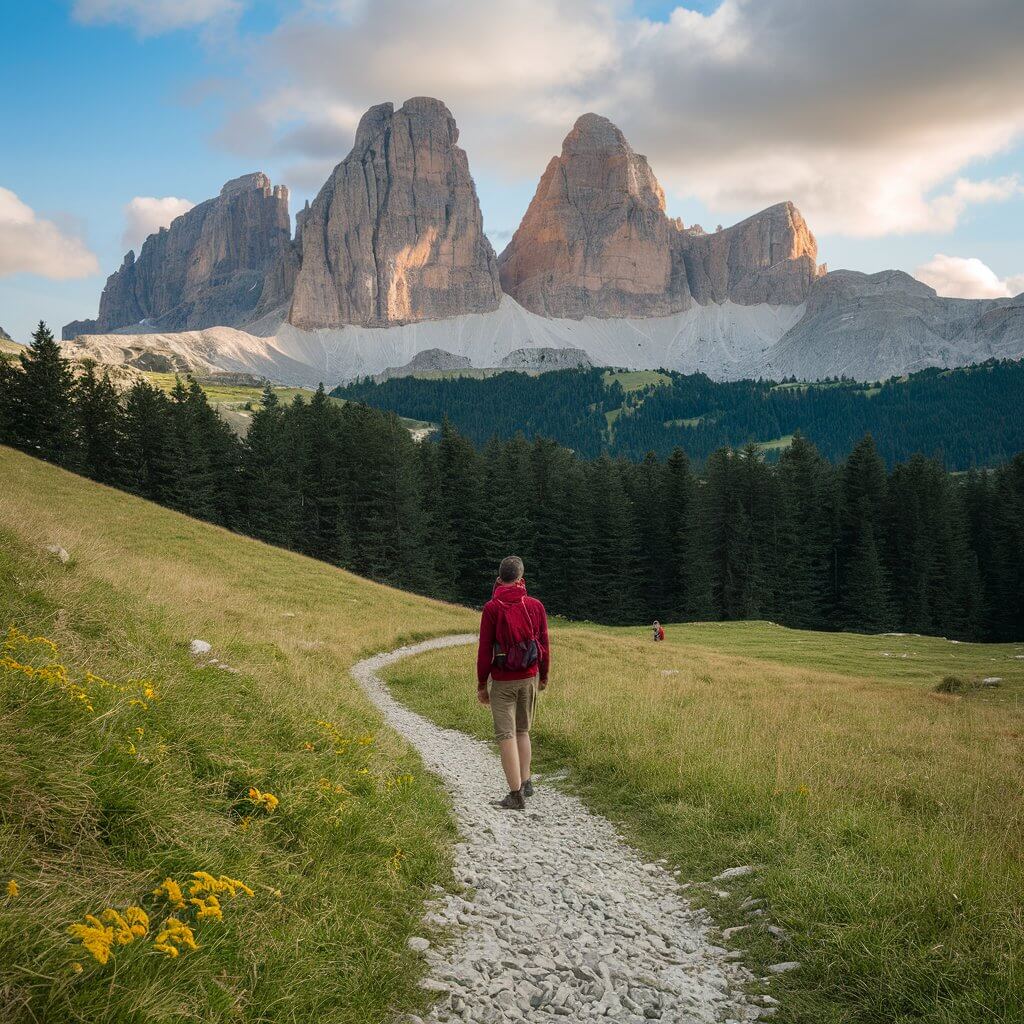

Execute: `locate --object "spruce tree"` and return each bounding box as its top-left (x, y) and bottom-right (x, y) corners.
top-left (75, 361), bottom-right (122, 483)
top-left (11, 321), bottom-right (77, 465)
top-left (118, 381), bottom-right (175, 502)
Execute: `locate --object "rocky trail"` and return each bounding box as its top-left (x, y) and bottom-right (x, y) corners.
top-left (351, 636), bottom-right (772, 1024)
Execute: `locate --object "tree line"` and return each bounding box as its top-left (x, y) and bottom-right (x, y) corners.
top-left (3, 324), bottom-right (1022, 641)
top-left (334, 361), bottom-right (1024, 468)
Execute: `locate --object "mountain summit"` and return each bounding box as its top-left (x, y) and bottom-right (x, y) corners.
top-left (499, 114), bottom-right (821, 319)
top-left (288, 97), bottom-right (501, 329)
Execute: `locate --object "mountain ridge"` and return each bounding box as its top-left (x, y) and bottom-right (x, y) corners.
top-left (60, 97), bottom-right (1024, 381)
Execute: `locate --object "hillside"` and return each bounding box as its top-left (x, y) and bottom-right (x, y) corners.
top-left (334, 360), bottom-right (1024, 466)
top-left (0, 446), bottom-right (474, 1022)
top-left (388, 621), bottom-right (1024, 1024)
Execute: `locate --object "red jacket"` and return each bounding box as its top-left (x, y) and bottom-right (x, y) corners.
top-left (477, 580), bottom-right (549, 689)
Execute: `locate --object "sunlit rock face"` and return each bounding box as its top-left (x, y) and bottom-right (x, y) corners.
top-left (498, 113), bottom-right (692, 319)
top-left (62, 173), bottom-right (293, 339)
top-left (499, 113), bottom-right (822, 319)
top-left (288, 97), bottom-right (501, 329)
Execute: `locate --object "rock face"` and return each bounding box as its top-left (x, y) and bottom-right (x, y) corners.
top-left (754, 270), bottom-right (1021, 381)
top-left (680, 202), bottom-right (819, 306)
top-left (0, 324), bottom-right (12, 342)
top-left (497, 114), bottom-right (689, 319)
top-left (289, 97), bottom-right (501, 329)
top-left (499, 114), bottom-right (821, 318)
top-left (62, 173), bottom-right (292, 339)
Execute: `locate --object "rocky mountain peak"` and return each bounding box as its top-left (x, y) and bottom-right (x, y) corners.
top-left (497, 114), bottom-right (686, 319)
top-left (288, 96), bottom-right (500, 329)
top-left (63, 172), bottom-right (293, 339)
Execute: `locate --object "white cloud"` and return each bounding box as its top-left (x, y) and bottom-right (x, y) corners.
top-left (72, 0), bottom-right (241, 35)
top-left (915, 254), bottom-right (1024, 299)
top-left (122, 196), bottom-right (195, 251)
top-left (0, 187), bottom-right (98, 280)
top-left (218, 0), bottom-right (1024, 237)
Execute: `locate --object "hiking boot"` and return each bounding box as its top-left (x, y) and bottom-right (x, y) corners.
top-left (497, 789), bottom-right (526, 811)
top-left (522, 778), bottom-right (534, 798)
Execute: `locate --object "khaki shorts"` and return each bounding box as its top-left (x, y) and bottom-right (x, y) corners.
top-left (489, 677), bottom-right (537, 740)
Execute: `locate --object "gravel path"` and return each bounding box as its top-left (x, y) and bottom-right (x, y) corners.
top-left (352, 635), bottom-right (764, 1024)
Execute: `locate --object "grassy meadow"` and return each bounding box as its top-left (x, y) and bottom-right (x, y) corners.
top-left (0, 446), bottom-right (475, 1023)
top-left (387, 620), bottom-right (1024, 1024)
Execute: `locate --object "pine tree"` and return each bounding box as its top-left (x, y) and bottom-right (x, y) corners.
top-left (118, 381), bottom-right (175, 502)
top-left (11, 322), bottom-right (77, 465)
top-left (776, 433), bottom-right (833, 628)
top-left (584, 454), bottom-right (637, 623)
top-left (75, 362), bottom-right (122, 483)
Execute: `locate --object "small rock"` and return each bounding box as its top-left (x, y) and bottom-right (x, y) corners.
top-left (981, 677), bottom-right (1002, 686)
top-left (767, 961), bottom-right (801, 974)
top-left (189, 639), bottom-right (212, 656)
top-left (714, 865), bottom-right (756, 882)
top-left (46, 544), bottom-right (70, 564)
top-left (407, 936), bottom-right (430, 952)
top-left (722, 925), bottom-right (749, 940)
top-left (419, 978), bottom-right (448, 993)
top-left (766, 925), bottom-right (787, 940)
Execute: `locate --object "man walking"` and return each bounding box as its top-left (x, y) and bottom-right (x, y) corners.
top-left (477, 555), bottom-right (549, 810)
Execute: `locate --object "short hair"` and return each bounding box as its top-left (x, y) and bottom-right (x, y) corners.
top-left (498, 555), bottom-right (525, 583)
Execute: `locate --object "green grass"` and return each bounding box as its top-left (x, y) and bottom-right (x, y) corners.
top-left (0, 446), bottom-right (475, 1023)
top-left (756, 434), bottom-right (795, 453)
top-left (603, 369), bottom-right (672, 392)
top-left (386, 620), bottom-right (1024, 1024)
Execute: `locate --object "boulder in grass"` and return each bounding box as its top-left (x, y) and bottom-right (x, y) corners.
top-left (189, 639), bottom-right (212, 656)
top-left (46, 545), bottom-right (70, 565)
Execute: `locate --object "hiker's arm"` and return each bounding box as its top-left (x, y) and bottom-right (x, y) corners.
top-left (477, 605), bottom-right (495, 702)
top-left (538, 604), bottom-right (550, 688)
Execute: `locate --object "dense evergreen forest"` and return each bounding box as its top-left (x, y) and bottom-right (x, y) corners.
top-left (333, 361), bottom-right (1024, 467)
top-left (3, 324), bottom-right (1023, 642)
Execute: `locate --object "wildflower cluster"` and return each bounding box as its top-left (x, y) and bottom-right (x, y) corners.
top-left (1, 627), bottom-right (158, 715)
top-left (384, 773), bottom-right (415, 791)
top-left (6, 879), bottom-right (20, 898)
top-left (153, 918), bottom-right (198, 958)
top-left (67, 906), bottom-right (149, 965)
top-left (68, 871), bottom-right (256, 968)
top-left (247, 787), bottom-right (279, 813)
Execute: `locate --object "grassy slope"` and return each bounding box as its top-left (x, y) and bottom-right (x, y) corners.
top-left (387, 621), bottom-right (1024, 1024)
top-left (0, 446), bottom-right (475, 1023)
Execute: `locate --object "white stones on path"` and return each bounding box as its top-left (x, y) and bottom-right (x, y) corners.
top-left (351, 635), bottom-right (762, 1023)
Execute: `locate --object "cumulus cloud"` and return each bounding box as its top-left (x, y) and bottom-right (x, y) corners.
top-left (122, 196), bottom-right (195, 251)
top-left (217, 0), bottom-right (1024, 237)
top-left (916, 254), bottom-right (1024, 299)
top-left (0, 187), bottom-right (98, 279)
top-left (72, 0), bottom-right (241, 35)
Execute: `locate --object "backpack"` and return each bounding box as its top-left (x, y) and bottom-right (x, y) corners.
top-left (493, 597), bottom-right (541, 672)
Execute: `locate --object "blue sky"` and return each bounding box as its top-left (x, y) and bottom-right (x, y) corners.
top-left (1, 0), bottom-right (1022, 342)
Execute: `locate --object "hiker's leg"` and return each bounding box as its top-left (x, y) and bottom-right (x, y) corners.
top-left (516, 678), bottom-right (536, 782)
top-left (498, 737), bottom-right (522, 791)
top-left (517, 731), bottom-right (532, 783)
top-left (491, 682), bottom-right (522, 791)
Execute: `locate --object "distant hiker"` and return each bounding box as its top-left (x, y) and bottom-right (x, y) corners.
top-left (653, 620), bottom-right (665, 642)
top-left (477, 555), bottom-right (549, 810)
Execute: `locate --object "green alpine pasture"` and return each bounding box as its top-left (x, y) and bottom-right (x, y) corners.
top-left (0, 447), bottom-right (474, 1023)
top-left (387, 620), bottom-right (1024, 1024)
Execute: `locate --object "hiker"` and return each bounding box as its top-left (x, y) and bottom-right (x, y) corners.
top-left (652, 620), bottom-right (665, 642)
top-left (477, 555), bottom-right (549, 810)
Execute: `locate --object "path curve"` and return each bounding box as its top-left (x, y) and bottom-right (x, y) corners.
top-left (352, 635), bottom-right (762, 1024)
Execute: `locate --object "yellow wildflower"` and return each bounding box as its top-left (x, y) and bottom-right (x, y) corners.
top-left (142, 684), bottom-right (157, 701)
top-left (248, 787), bottom-right (279, 813)
top-left (153, 917), bottom-right (198, 958)
top-left (67, 914), bottom-right (115, 965)
top-left (385, 848), bottom-right (406, 876)
top-left (124, 906), bottom-right (149, 938)
top-left (190, 894), bottom-right (223, 921)
top-left (152, 878), bottom-right (186, 909)
top-left (6, 879), bottom-right (19, 898)
top-left (238, 816), bottom-right (251, 831)
top-left (357, 734), bottom-right (375, 746)
top-left (188, 871), bottom-right (254, 900)
top-left (302, 741), bottom-right (314, 751)
top-left (71, 962), bottom-right (83, 974)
